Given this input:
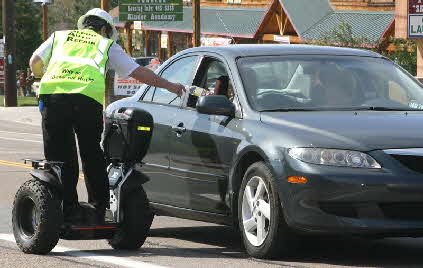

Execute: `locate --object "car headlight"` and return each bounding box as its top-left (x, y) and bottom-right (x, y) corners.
top-left (288, 148), bottom-right (381, 169)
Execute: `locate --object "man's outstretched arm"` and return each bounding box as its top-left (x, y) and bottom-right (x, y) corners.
top-left (129, 66), bottom-right (185, 96)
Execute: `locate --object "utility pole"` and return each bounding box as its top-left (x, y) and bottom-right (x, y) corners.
top-left (2, 0), bottom-right (17, 107)
top-left (101, 0), bottom-right (109, 13)
top-left (101, 0), bottom-right (111, 108)
top-left (192, 0), bottom-right (200, 47)
top-left (42, 3), bottom-right (48, 41)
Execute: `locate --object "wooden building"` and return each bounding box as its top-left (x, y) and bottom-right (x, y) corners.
top-left (111, 0), bottom-right (396, 61)
top-left (197, 0), bottom-right (395, 10)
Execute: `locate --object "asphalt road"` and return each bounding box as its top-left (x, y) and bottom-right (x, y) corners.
top-left (0, 109), bottom-right (423, 268)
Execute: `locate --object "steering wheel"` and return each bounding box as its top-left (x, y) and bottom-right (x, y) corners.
top-left (256, 92), bottom-right (308, 107)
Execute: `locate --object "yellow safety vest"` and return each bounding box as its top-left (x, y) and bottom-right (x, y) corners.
top-left (39, 29), bottom-right (114, 104)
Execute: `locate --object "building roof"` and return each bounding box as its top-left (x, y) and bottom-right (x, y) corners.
top-left (279, 0), bottom-right (333, 35)
top-left (111, 1), bottom-right (394, 43)
top-left (135, 6), bottom-right (265, 38)
top-left (301, 10), bottom-right (394, 42)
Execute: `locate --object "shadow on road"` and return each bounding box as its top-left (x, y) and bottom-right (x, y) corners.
top-left (145, 225), bottom-right (423, 267)
top-left (53, 225), bottom-right (423, 267)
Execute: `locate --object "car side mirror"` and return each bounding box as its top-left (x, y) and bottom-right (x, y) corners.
top-left (196, 95), bottom-right (235, 117)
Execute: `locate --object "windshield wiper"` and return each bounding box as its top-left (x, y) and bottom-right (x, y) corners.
top-left (358, 106), bottom-right (423, 111)
top-left (260, 108), bottom-right (319, 112)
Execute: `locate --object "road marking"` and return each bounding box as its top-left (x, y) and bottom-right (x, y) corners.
top-left (0, 136), bottom-right (42, 143)
top-left (0, 160), bottom-right (32, 169)
top-left (0, 130), bottom-right (42, 136)
top-left (0, 233), bottom-right (167, 268)
top-left (0, 160), bottom-right (85, 180)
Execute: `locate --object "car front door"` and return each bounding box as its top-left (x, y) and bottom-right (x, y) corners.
top-left (169, 55), bottom-right (241, 214)
top-left (135, 55), bottom-right (199, 209)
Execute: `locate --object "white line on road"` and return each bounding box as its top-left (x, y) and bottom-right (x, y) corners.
top-left (0, 136), bottom-right (42, 143)
top-left (0, 130), bottom-right (42, 136)
top-left (0, 151), bottom-right (41, 154)
top-left (0, 233), bottom-right (167, 268)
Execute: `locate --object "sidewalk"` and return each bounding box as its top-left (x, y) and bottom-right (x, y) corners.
top-left (0, 106), bottom-right (41, 126)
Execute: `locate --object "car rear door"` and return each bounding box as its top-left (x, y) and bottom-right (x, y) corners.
top-left (134, 55), bottom-right (199, 209)
top-left (169, 54), bottom-right (241, 214)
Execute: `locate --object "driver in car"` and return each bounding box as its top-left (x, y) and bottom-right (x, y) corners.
top-left (308, 66), bottom-right (354, 106)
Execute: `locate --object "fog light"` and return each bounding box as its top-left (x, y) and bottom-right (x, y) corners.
top-left (287, 176), bottom-right (308, 184)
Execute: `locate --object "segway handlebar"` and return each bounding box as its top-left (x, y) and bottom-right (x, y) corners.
top-left (23, 159), bottom-right (64, 170)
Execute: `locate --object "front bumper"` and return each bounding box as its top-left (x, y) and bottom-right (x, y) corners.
top-left (277, 151), bottom-right (423, 237)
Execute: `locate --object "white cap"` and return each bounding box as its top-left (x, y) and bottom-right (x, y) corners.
top-left (77, 8), bottom-right (118, 41)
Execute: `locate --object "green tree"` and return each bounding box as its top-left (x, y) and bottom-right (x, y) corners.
top-left (0, 1), bottom-right (3, 36)
top-left (312, 21), bottom-right (417, 76)
top-left (15, 1), bottom-right (43, 71)
top-left (48, 0), bottom-right (100, 33)
top-left (0, 1), bottom-right (43, 70)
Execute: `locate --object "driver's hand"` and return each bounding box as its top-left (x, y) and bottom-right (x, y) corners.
top-left (167, 83), bottom-right (185, 96)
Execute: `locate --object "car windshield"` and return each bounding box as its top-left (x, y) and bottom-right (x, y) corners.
top-left (237, 55), bottom-right (423, 112)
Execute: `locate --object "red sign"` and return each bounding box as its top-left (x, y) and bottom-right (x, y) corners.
top-left (409, 0), bottom-right (423, 14)
top-left (0, 58), bottom-right (4, 86)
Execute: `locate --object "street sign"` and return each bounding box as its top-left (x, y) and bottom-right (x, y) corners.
top-left (134, 21), bottom-right (142, 30)
top-left (161, 33), bottom-right (168, 48)
top-left (114, 75), bottom-right (145, 96)
top-left (200, 37), bottom-right (231, 47)
top-left (119, 0), bottom-right (183, 22)
top-left (408, 0), bottom-right (423, 38)
top-left (33, 0), bottom-right (54, 4)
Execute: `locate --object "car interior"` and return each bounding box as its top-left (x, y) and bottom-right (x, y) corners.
top-left (240, 59), bottom-right (421, 111)
top-left (187, 58), bottom-right (235, 108)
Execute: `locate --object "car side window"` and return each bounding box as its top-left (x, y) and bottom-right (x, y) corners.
top-left (187, 58), bottom-right (234, 108)
top-left (140, 56), bottom-right (197, 105)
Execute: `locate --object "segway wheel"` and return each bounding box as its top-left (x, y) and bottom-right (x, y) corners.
top-left (12, 179), bottom-right (62, 254)
top-left (108, 187), bottom-right (154, 250)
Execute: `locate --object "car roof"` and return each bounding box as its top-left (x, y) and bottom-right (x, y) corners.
top-left (178, 44), bottom-right (383, 59)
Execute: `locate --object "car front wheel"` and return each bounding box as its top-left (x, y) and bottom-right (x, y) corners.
top-left (238, 161), bottom-right (299, 259)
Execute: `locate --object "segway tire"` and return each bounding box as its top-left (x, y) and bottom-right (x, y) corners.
top-left (108, 188), bottom-right (154, 250)
top-left (12, 179), bottom-right (62, 254)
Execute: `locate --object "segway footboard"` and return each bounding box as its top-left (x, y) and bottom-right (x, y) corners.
top-left (60, 223), bottom-right (118, 240)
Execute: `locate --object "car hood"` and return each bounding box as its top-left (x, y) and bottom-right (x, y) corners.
top-left (260, 111), bottom-right (423, 151)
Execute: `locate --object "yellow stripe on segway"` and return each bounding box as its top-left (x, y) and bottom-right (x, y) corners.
top-left (137, 126), bottom-right (151, 131)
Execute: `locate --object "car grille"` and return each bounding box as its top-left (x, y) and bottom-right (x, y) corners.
top-left (383, 148), bottom-right (423, 173)
top-left (379, 203), bottom-right (423, 221)
top-left (319, 202), bottom-right (358, 218)
top-left (389, 154), bottom-right (423, 173)
top-left (320, 202), bottom-right (423, 221)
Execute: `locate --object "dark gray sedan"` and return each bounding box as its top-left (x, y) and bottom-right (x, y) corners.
top-left (106, 44), bottom-right (423, 259)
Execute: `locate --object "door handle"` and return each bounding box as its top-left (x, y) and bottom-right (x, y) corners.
top-left (172, 123), bottom-right (186, 136)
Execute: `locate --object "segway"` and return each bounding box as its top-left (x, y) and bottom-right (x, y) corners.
top-left (12, 107), bottom-right (155, 254)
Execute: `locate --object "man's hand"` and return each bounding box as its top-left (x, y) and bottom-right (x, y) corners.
top-left (167, 82), bottom-right (185, 97)
top-left (29, 55), bottom-right (44, 79)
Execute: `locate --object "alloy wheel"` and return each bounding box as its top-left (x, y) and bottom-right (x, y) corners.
top-left (242, 175), bottom-right (271, 247)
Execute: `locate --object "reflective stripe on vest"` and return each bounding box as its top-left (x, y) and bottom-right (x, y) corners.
top-left (39, 30), bottom-right (114, 104)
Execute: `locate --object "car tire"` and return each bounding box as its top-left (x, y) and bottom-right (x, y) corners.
top-left (108, 187), bottom-right (154, 250)
top-left (12, 179), bottom-right (62, 254)
top-left (238, 161), bottom-right (299, 259)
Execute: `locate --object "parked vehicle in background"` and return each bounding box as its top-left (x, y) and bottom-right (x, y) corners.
top-left (134, 56), bottom-right (155, 67)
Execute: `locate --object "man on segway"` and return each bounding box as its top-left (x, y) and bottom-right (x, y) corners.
top-left (29, 8), bottom-right (184, 225)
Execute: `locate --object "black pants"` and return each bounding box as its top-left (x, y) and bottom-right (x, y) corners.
top-left (40, 93), bottom-right (109, 215)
